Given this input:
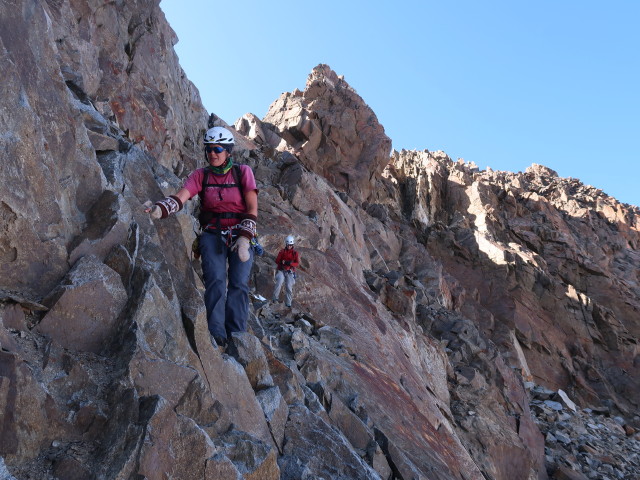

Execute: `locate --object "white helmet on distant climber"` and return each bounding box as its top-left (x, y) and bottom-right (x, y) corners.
top-left (285, 235), bottom-right (295, 245)
top-left (204, 126), bottom-right (235, 145)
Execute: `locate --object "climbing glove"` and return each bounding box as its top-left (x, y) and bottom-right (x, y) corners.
top-left (231, 236), bottom-right (251, 262)
top-left (144, 196), bottom-right (183, 219)
top-left (143, 200), bottom-right (163, 219)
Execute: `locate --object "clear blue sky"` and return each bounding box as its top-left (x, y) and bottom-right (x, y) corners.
top-left (160, 0), bottom-right (639, 207)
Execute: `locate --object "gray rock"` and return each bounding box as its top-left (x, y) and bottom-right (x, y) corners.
top-left (328, 395), bottom-right (374, 451)
top-left (291, 328), bottom-right (311, 364)
top-left (279, 404), bottom-right (381, 480)
top-left (229, 332), bottom-right (275, 391)
top-left (256, 386), bottom-right (289, 453)
top-left (0, 457), bottom-right (18, 480)
top-left (294, 317), bottom-right (314, 335)
top-left (67, 190), bottom-right (132, 265)
top-left (545, 400), bottom-right (565, 411)
top-left (317, 325), bottom-right (356, 357)
top-left (35, 255), bottom-right (127, 353)
top-left (215, 430), bottom-right (280, 480)
top-left (555, 431), bottom-right (572, 445)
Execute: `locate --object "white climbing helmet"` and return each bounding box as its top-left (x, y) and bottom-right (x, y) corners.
top-left (285, 235), bottom-right (295, 246)
top-left (204, 126), bottom-right (235, 145)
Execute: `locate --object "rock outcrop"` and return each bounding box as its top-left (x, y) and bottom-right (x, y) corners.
top-left (241, 64), bottom-right (392, 204)
top-left (382, 151), bottom-right (640, 415)
top-left (0, 1), bottom-right (638, 480)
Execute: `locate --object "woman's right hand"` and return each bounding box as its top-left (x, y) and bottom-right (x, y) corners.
top-left (143, 200), bottom-right (162, 219)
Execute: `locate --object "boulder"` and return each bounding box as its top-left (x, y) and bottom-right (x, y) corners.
top-left (137, 397), bottom-right (215, 479)
top-left (278, 404), bottom-right (381, 480)
top-left (35, 255), bottom-right (127, 354)
top-left (229, 332), bottom-right (275, 391)
top-left (0, 351), bottom-right (67, 462)
top-left (256, 386), bottom-right (289, 453)
top-left (214, 430), bottom-right (280, 480)
top-left (0, 304), bottom-right (27, 331)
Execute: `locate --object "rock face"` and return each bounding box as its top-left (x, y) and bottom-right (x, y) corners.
top-left (0, 2), bottom-right (638, 480)
top-left (384, 151), bottom-right (640, 414)
top-left (247, 64), bottom-right (392, 204)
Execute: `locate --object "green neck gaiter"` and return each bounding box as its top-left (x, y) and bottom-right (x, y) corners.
top-left (208, 157), bottom-right (233, 175)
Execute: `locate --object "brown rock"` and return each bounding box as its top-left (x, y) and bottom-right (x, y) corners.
top-left (0, 290), bottom-right (48, 313)
top-left (578, 444), bottom-right (599, 455)
top-left (264, 349), bottom-right (305, 405)
top-left (130, 355), bottom-right (198, 407)
top-left (215, 430), bottom-right (280, 480)
top-left (87, 130), bottom-right (119, 152)
top-left (0, 2), bottom-right (105, 299)
top-left (35, 255), bottom-right (127, 354)
top-left (455, 366), bottom-right (487, 390)
top-left (327, 395), bottom-right (373, 451)
top-left (138, 397), bottom-right (214, 479)
top-left (398, 152), bottom-right (640, 415)
top-left (551, 465), bottom-right (589, 480)
top-left (0, 351), bottom-right (67, 462)
top-left (382, 284), bottom-right (417, 318)
top-left (261, 64), bottom-right (392, 204)
top-left (0, 324), bottom-right (19, 354)
top-left (53, 456), bottom-right (93, 480)
top-left (2, 0), bottom-right (638, 479)
top-left (175, 376), bottom-right (228, 435)
top-left (0, 304), bottom-right (27, 331)
top-left (205, 455), bottom-right (242, 480)
top-left (104, 244), bottom-right (135, 291)
top-left (192, 313), bottom-right (275, 448)
top-left (368, 441), bottom-right (393, 480)
top-left (229, 332), bottom-right (275, 391)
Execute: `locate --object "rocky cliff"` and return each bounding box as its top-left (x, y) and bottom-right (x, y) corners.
top-left (1, 1), bottom-right (638, 480)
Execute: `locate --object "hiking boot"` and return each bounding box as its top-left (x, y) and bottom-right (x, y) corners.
top-left (211, 335), bottom-right (228, 350)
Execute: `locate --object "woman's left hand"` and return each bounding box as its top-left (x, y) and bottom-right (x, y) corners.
top-left (231, 237), bottom-right (251, 262)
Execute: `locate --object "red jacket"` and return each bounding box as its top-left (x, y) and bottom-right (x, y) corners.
top-left (275, 247), bottom-right (299, 271)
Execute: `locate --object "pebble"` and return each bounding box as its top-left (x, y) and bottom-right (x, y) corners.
top-left (544, 400), bottom-right (564, 411)
top-left (530, 387), bottom-right (640, 479)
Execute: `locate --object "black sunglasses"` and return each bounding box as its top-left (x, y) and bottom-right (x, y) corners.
top-left (205, 145), bottom-right (226, 154)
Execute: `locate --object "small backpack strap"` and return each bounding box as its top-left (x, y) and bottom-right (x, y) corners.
top-left (197, 165), bottom-right (246, 229)
top-left (231, 164), bottom-right (246, 208)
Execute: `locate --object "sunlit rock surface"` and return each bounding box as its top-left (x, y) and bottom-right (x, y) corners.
top-left (0, 1), bottom-right (638, 479)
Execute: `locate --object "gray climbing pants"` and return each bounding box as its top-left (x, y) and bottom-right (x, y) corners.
top-left (273, 270), bottom-right (295, 306)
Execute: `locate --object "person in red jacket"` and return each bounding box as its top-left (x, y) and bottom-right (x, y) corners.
top-left (272, 235), bottom-right (300, 308)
